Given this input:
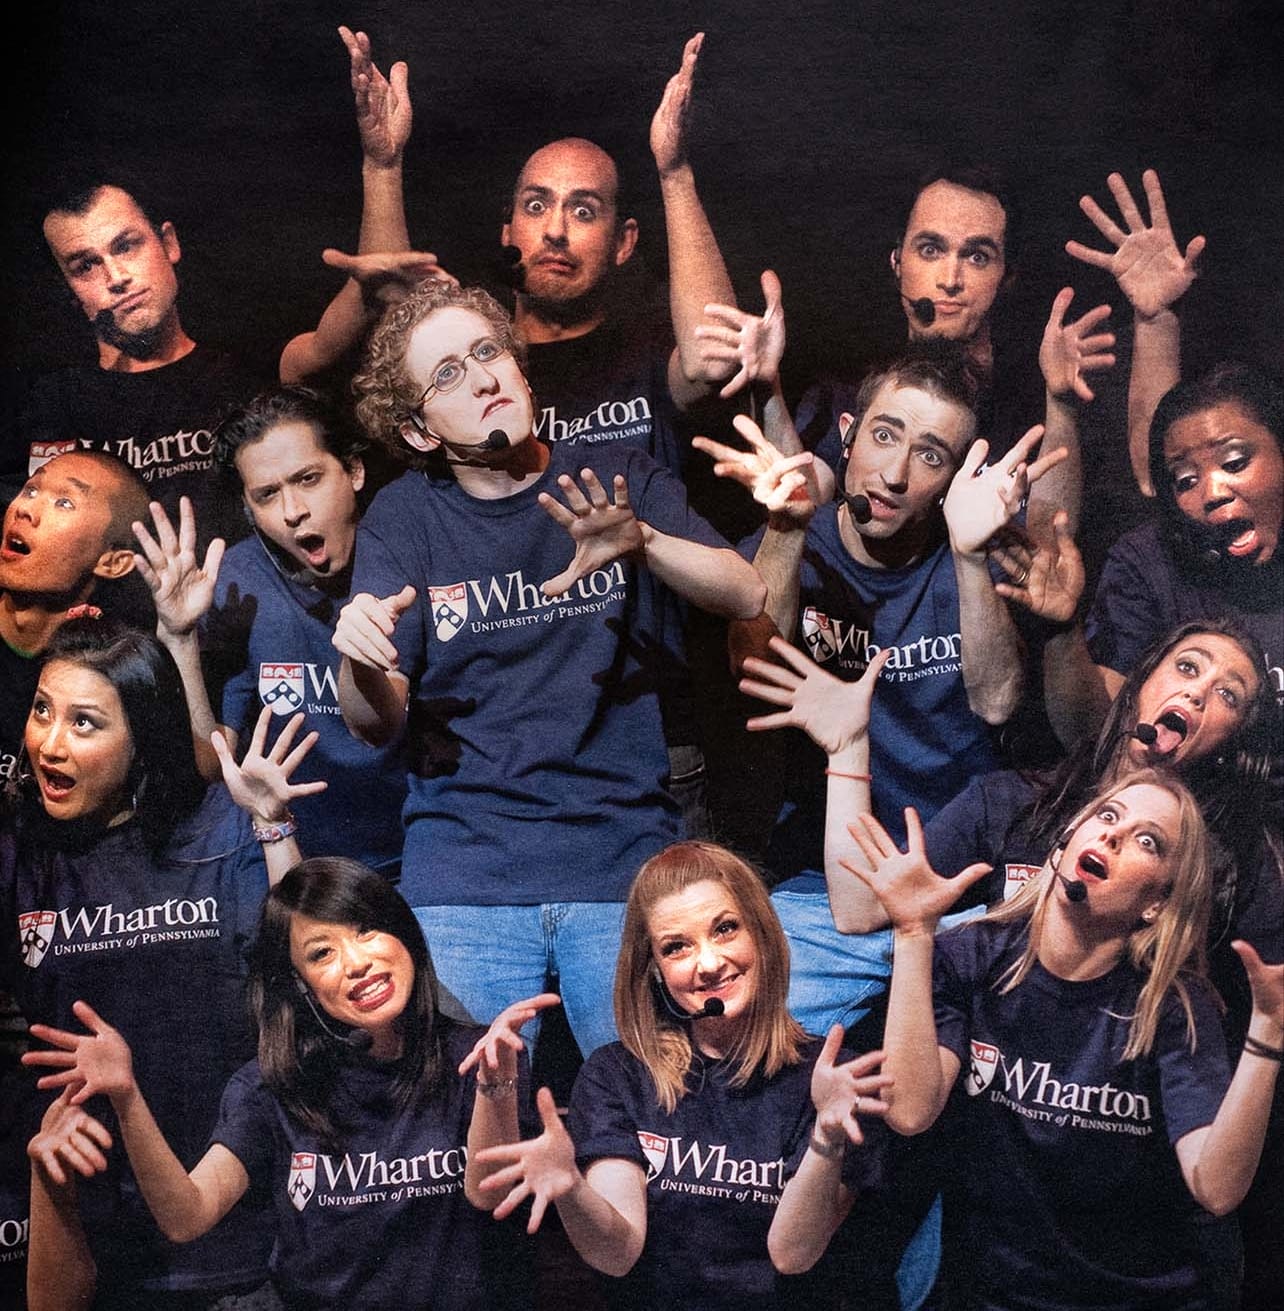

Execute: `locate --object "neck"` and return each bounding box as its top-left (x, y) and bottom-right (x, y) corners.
top-left (368, 1025), bottom-right (404, 1063)
top-left (838, 503), bottom-right (939, 570)
top-left (0, 588), bottom-right (88, 656)
top-left (515, 294), bottom-right (606, 344)
top-left (691, 1014), bottom-right (743, 1062)
top-left (96, 315), bottom-right (196, 373)
top-left (448, 434), bottom-right (550, 499)
top-left (1037, 903), bottom-right (1129, 982)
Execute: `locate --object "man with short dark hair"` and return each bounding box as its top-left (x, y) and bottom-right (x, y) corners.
top-left (0, 449), bottom-right (149, 773)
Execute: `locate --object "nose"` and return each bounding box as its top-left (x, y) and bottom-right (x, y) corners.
top-left (881, 447), bottom-right (912, 493)
top-left (937, 255), bottom-right (963, 294)
top-left (1202, 470), bottom-right (1235, 513)
top-left (37, 718), bottom-right (67, 760)
top-left (103, 255), bottom-right (131, 292)
top-left (280, 486), bottom-right (307, 527)
top-left (468, 356), bottom-right (500, 394)
top-left (542, 205), bottom-right (568, 245)
top-left (339, 939), bottom-right (371, 977)
top-left (694, 940), bottom-right (720, 976)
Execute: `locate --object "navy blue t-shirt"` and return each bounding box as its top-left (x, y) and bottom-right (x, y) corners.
top-left (212, 1022), bottom-right (531, 1311)
top-left (1086, 519), bottom-right (1284, 713)
top-left (0, 788), bottom-right (274, 1294)
top-left (203, 535), bottom-right (407, 875)
top-left (751, 502), bottom-right (1001, 885)
top-left (568, 1037), bottom-right (885, 1310)
top-left (351, 442), bottom-right (728, 906)
top-left (933, 918), bottom-right (1230, 1311)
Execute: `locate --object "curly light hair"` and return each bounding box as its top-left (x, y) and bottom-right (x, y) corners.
top-left (352, 282), bottom-right (528, 465)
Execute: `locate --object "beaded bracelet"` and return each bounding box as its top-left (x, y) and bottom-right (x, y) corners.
top-left (252, 811), bottom-right (299, 844)
top-left (1243, 1035), bottom-right (1284, 1063)
top-left (477, 1077), bottom-right (519, 1100)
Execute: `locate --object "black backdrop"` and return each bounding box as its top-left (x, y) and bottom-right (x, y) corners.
top-left (2, 0), bottom-right (1281, 850)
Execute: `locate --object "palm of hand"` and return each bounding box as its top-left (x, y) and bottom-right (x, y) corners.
top-left (1023, 545), bottom-right (1083, 622)
top-left (1113, 232), bottom-right (1193, 320)
top-left (945, 469), bottom-right (1019, 553)
top-left (569, 505), bottom-right (644, 564)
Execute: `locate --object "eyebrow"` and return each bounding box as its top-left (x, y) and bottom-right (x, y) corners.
top-left (910, 228), bottom-right (1001, 253)
top-left (870, 412), bottom-right (956, 457)
top-left (1165, 434), bottom-right (1245, 466)
top-left (59, 228), bottom-right (143, 263)
top-left (1176, 647), bottom-right (1251, 692)
top-left (518, 184), bottom-right (608, 206)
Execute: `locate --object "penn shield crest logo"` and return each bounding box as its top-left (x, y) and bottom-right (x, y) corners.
top-left (637, 1131), bottom-right (668, 1181)
top-left (966, 1040), bottom-right (1001, 1095)
top-left (1003, 863), bottom-right (1041, 902)
top-left (288, 1153), bottom-right (316, 1211)
top-left (430, 583), bottom-right (468, 643)
top-left (18, 911), bottom-right (56, 968)
top-left (801, 607), bottom-right (837, 662)
top-left (259, 663), bottom-right (305, 714)
top-left (28, 440), bottom-right (79, 475)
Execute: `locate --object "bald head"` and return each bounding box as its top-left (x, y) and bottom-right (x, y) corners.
top-left (503, 137), bottom-right (638, 316)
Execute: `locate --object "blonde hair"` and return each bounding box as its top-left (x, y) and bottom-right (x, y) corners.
top-left (351, 282), bottom-right (527, 462)
top-left (614, 843), bottom-right (806, 1114)
top-left (982, 768), bottom-right (1213, 1060)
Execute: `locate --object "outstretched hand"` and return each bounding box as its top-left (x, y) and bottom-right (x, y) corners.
top-left (693, 412), bottom-right (816, 520)
top-left (27, 1089), bottom-right (114, 1188)
top-left (991, 511), bottom-right (1085, 622)
top-left (338, 26), bottom-right (411, 166)
top-left (1066, 169), bottom-right (1205, 321)
top-left (811, 1028), bottom-right (893, 1150)
top-left (694, 270), bottom-right (786, 398)
top-left (333, 585), bottom-right (417, 671)
top-left (212, 704), bottom-right (326, 826)
top-left (23, 1000), bottom-right (135, 1105)
top-left (1039, 288), bottom-right (1115, 403)
top-left (460, 994), bottom-right (561, 1084)
top-left (844, 809), bottom-right (990, 936)
top-left (322, 249), bottom-right (458, 308)
top-left (740, 636), bottom-right (890, 755)
top-left (539, 470), bottom-right (644, 599)
top-left (943, 426), bottom-right (1067, 555)
top-left (475, 1087), bottom-right (579, 1233)
top-left (651, 32), bottom-right (703, 177)
top-left (1232, 941), bottom-right (1284, 1036)
top-left (132, 496), bottom-right (223, 639)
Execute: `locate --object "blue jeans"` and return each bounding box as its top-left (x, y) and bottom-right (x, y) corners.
top-left (414, 901), bottom-right (625, 1059)
top-left (771, 889), bottom-right (894, 1034)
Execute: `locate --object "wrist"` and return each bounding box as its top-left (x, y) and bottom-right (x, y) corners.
top-left (826, 744), bottom-right (869, 776)
top-left (1134, 305), bottom-right (1179, 329)
top-left (252, 810), bottom-right (298, 842)
top-left (362, 155), bottom-right (404, 178)
top-left (475, 1076), bottom-right (519, 1101)
top-left (893, 921), bottom-right (939, 943)
top-left (808, 1128), bottom-right (845, 1160)
top-left (656, 160), bottom-right (694, 187)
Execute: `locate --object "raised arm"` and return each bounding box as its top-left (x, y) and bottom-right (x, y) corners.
top-left (475, 1087), bottom-right (648, 1276)
top-left (279, 26), bottom-right (429, 382)
top-left (333, 585), bottom-right (416, 746)
top-left (211, 704), bottom-right (326, 883)
top-left (132, 497), bottom-right (225, 781)
top-left (1176, 942), bottom-right (1283, 1216)
top-left (458, 992), bottom-right (562, 1210)
top-left (651, 33), bottom-right (738, 410)
top-left (537, 468), bottom-right (765, 620)
top-left (943, 428), bottom-right (1067, 725)
top-left (23, 1002), bottom-right (249, 1245)
top-left (769, 1030), bottom-right (891, 1274)
top-left (739, 636), bottom-right (892, 933)
top-left (1066, 169), bottom-right (1203, 495)
top-left (845, 811), bottom-right (990, 1133)
top-left (1033, 288), bottom-right (1115, 537)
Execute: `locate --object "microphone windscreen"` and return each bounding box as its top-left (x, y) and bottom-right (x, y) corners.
top-left (346, 1028), bottom-right (375, 1052)
top-left (1132, 723), bottom-right (1159, 746)
top-left (483, 429), bottom-right (508, 451)
top-left (911, 297), bottom-right (936, 327)
top-left (701, 998), bottom-right (725, 1017)
top-left (1065, 879), bottom-right (1088, 904)
top-left (848, 494), bottom-right (872, 525)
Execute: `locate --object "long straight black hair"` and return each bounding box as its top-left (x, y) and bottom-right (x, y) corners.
top-left (246, 858), bottom-right (446, 1147)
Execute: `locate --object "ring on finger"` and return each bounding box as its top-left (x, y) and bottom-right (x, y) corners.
top-left (1013, 566), bottom-right (1030, 586)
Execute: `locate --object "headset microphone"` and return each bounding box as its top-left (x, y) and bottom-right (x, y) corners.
top-left (909, 297), bottom-right (936, 327)
top-left (293, 974), bottom-right (374, 1052)
top-left (1060, 874), bottom-right (1088, 903)
top-left (1132, 722), bottom-right (1159, 747)
top-left (651, 975), bottom-right (726, 1022)
top-left (480, 429), bottom-right (509, 452)
top-left (841, 492), bottom-right (873, 524)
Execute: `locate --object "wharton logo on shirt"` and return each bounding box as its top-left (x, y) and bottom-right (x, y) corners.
top-left (800, 607), bottom-right (962, 683)
top-left (258, 662), bottom-right (340, 717)
top-left (17, 897), bottom-right (221, 967)
top-left (534, 395), bottom-right (653, 447)
top-left (965, 1039), bottom-right (1154, 1135)
top-left (429, 561), bottom-right (627, 642)
top-left (635, 1131), bottom-right (786, 1203)
top-left (286, 1145), bottom-right (467, 1211)
top-left (28, 431), bottom-right (215, 480)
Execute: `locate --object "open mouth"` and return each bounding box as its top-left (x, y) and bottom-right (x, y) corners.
top-left (1206, 516), bottom-right (1261, 560)
top-left (348, 974), bottom-right (394, 1011)
top-left (3, 533), bottom-right (31, 557)
top-left (294, 533), bottom-right (328, 568)
top-left (39, 767), bottom-right (75, 799)
top-left (1157, 710), bottom-right (1189, 741)
top-left (1150, 708), bottom-right (1190, 757)
top-left (1077, 851), bottom-right (1108, 881)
